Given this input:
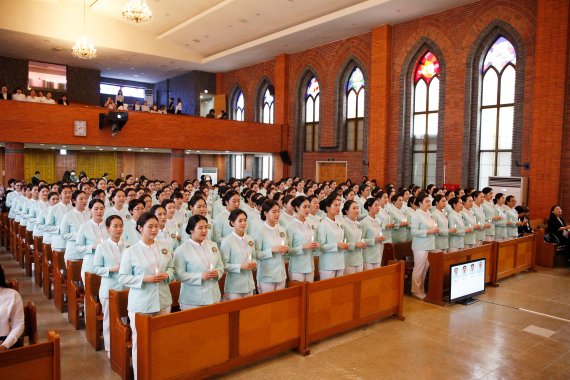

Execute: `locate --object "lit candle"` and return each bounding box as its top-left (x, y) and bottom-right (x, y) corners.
top-left (248, 253), bottom-right (252, 262)
top-left (155, 267), bottom-right (159, 275)
top-left (209, 262), bottom-right (214, 271)
top-left (281, 239), bottom-right (285, 246)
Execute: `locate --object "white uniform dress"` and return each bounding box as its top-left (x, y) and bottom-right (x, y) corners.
top-left (0, 287), bottom-right (25, 349)
top-left (220, 232), bottom-right (257, 298)
top-left (60, 209), bottom-right (90, 261)
top-left (92, 238), bottom-right (126, 353)
top-left (285, 218), bottom-right (315, 282)
top-left (44, 202), bottom-right (74, 251)
top-left (253, 222), bottom-right (288, 293)
top-left (76, 220), bottom-right (109, 282)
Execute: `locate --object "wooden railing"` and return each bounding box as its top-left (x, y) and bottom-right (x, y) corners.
top-left (0, 331), bottom-right (61, 380)
top-left (495, 234), bottom-right (536, 281)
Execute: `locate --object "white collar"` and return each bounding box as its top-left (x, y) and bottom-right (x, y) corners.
top-left (139, 240), bottom-right (156, 250)
top-left (187, 238), bottom-right (207, 247)
top-left (232, 231), bottom-right (247, 240)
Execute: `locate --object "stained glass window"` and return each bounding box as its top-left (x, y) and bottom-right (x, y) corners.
top-left (305, 76), bottom-right (320, 152)
top-left (262, 88), bottom-right (274, 124)
top-left (234, 90), bottom-right (244, 121)
top-left (411, 52), bottom-right (440, 187)
top-left (478, 37), bottom-right (516, 188)
top-left (346, 67), bottom-right (365, 151)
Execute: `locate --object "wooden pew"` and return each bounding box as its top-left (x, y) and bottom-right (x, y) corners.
top-left (534, 226), bottom-right (566, 267)
top-left (23, 230), bottom-right (34, 277)
top-left (109, 289), bottom-right (131, 380)
top-left (109, 281), bottom-right (182, 379)
top-left (0, 212), bottom-right (8, 249)
top-left (306, 261), bottom-right (405, 346)
top-left (382, 241), bottom-right (413, 265)
top-left (425, 242), bottom-right (496, 306)
top-left (33, 236), bottom-right (43, 287)
top-left (85, 272), bottom-right (103, 351)
top-left (136, 283), bottom-right (308, 380)
top-left (0, 331), bottom-right (61, 380)
top-left (11, 220), bottom-right (20, 260)
top-left (42, 244), bottom-right (54, 299)
top-left (495, 234), bottom-right (536, 282)
top-left (67, 260), bottom-right (85, 329)
top-left (18, 224), bottom-right (26, 269)
top-left (6, 280), bottom-right (39, 346)
top-left (52, 250), bottom-right (67, 313)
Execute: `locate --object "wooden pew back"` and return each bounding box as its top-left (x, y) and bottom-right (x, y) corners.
top-left (136, 284), bottom-right (308, 380)
top-left (66, 260), bottom-right (84, 329)
top-left (85, 272), bottom-right (103, 351)
top-left (426, 243), bottom-right (496, 306)
top-left (109, 290), bottom-right (131, 380)
top-left (496, 234), bottom-right (535, 281)
top-left (306, 261), bottom-right (405, 344)
top-left (0, 331), bottom-right (60, 380)
top-left (33, 236), bottom-right (43, 287)
top-left (52, 250), bottom-right (66, 312)
top-left (382, 241), bottom-right (413, 265)
top-left (42, 244), bottom-right (54, 299)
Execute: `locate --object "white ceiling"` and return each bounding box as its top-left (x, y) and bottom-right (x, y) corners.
top-left (0, 0), bottom-right (477, 83)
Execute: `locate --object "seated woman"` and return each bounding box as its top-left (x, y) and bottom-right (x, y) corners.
top-left (0, 265), bottom-right (24, 351)
top-left (547, 205), bottom-right (570, 264)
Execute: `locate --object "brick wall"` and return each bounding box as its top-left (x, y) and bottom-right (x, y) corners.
top-left (134, 153), bottom-right (171, 181)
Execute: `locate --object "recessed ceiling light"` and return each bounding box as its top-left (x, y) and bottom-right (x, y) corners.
top-left (96, 146), bottom-right (99, 148)
top-left (99, 148), bottom-right (103, 151)
top-left (127, 148), bottom-right (132, 151)
top-left (113, 147), bottom-right (117, 150)
top-left (82, 147), bottom-right (86, 149)
top-left (144, 148), bottom-right (149, 150)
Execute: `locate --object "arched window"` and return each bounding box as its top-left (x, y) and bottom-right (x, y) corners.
top-left (305, 77), bottom-right (320, 152)
top-left (262, 88), bottom-right (274, 124)
top-left (346, 67), bottom-right (365, 151)
top-left (234, 90), bottom-right (244, 121)
top-left (411, 51), bottom-right (440, 187)
top-left (478, 37), bottom-right (516, 188)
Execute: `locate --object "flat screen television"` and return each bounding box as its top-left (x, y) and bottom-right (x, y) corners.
top-left (449, 258), bottom-right (486, 305)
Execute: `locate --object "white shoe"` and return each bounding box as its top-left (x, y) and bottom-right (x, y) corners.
top-left (413, 292), bottom-right (426, 300)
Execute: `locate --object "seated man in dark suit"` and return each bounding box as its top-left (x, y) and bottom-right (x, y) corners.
top-left (1, 85), bottom-right (10, 100)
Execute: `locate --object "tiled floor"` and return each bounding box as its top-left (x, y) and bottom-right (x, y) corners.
top-left (2, 248), bottom-right (569, 379)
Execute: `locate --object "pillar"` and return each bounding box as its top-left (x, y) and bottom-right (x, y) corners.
top-left (4, 142), bottom-right (24, 184)
top-left (528, 0), bottom-right (569, 217)
top-left (274, 54), bottom-right (290, 177)
top-left (368, 25), bottom-right (392, 185)
top-left (170, 149), bottom-right (185, 184)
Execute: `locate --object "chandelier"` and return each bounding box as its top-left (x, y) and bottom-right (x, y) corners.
top-left (122, 0), bottom-right (153, 24)
top-left (71, 0), bottom-right (97, 59)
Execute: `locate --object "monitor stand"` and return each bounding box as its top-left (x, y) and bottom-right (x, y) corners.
top-left (458, 297), bottom-right (479, 305)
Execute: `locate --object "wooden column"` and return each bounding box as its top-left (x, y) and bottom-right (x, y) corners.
top-left (4, 142), bottom-right (24, 184)
top-left (528, 0), bottom-right (570, 217)
top-left (368, 25), bottom-right (392, 185)
top-left (170, 149), bottom-right (185, 184)
top-left (274, 54), bottom-right (290, 178)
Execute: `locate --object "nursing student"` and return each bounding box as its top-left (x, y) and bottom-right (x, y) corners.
top-left (317, 196), bottom-right (348, 279)
top-left (76, 199), bottom-right (108, 282)
top-left (448, 197), bottom-right (468, 253)
top-left (431, 195), bottom-right (450, 253)
top-left (360, 197), bottom-right (386, 269)
top-left (0, 265), bottom-right (24, 351)
top-left (253, 200), bottom-right (288, 293)
top-left (123, 199), bottom-right (145, 246)
top-left (342, 200), bottom-right (366, 274)
top-left (60, 190), bottom-right (90, 262)
top-left (162, 199), bottom-right (182, 249)
top-left (377, 192), bottom-right (395, 243)
top-left (104, 188), bottom-right (130, 221)
top-left (220, 209), bottom-right (257, 298)
top-left (472, 191), bottom-right (490, 247)
top-left (150, 204), bottom-right (176, 251)
top-left (279, 195), bottom-right (296, 227)
top-left (411, 193), bottom-right (439, 299)
top-left (92, 215), bottom-right (125, 356)
top-left (493, 193), bottom-right (508, 242)
top-left (482, 187), bottom-right (500, 242)
top-left (174, 215), bottom-right (224, 308)
top-left (285, 196), bottom-right (319, 282)
top-left (184, 195), bottom-right (213, 242)
top-left (213, 190), bottom-right (241, 245)
top-left (504, 195), bottom-right (520, 240)
top-left (461, 194), bottom-right (477, 248)
top-left (388, 194), bottom-right (410, 243)
top-left (44, 185), bottom-right (74, 255)
top-left (118, 212), bottom-right (174, 380)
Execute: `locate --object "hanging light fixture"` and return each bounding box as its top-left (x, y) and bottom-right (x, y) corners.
top-left (122, 0), bottom-right (153, 24)
top-left (71, 0), bottom-right (97, 60)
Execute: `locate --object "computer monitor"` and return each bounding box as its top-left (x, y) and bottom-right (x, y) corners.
top-left (449, 258), bottom-right (486, 305)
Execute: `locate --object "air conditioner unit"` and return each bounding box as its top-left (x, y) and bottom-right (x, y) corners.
top-left (488, 176), bottom-right (528, 206)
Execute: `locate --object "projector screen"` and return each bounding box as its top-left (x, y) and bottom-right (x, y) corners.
top-left (450, 258), bottom-right (486, 302)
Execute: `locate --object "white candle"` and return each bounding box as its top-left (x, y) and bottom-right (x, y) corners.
top-left (155, 267), bottom-right (159, 275)
top-left (281, 239), bottom-right (285, 246)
